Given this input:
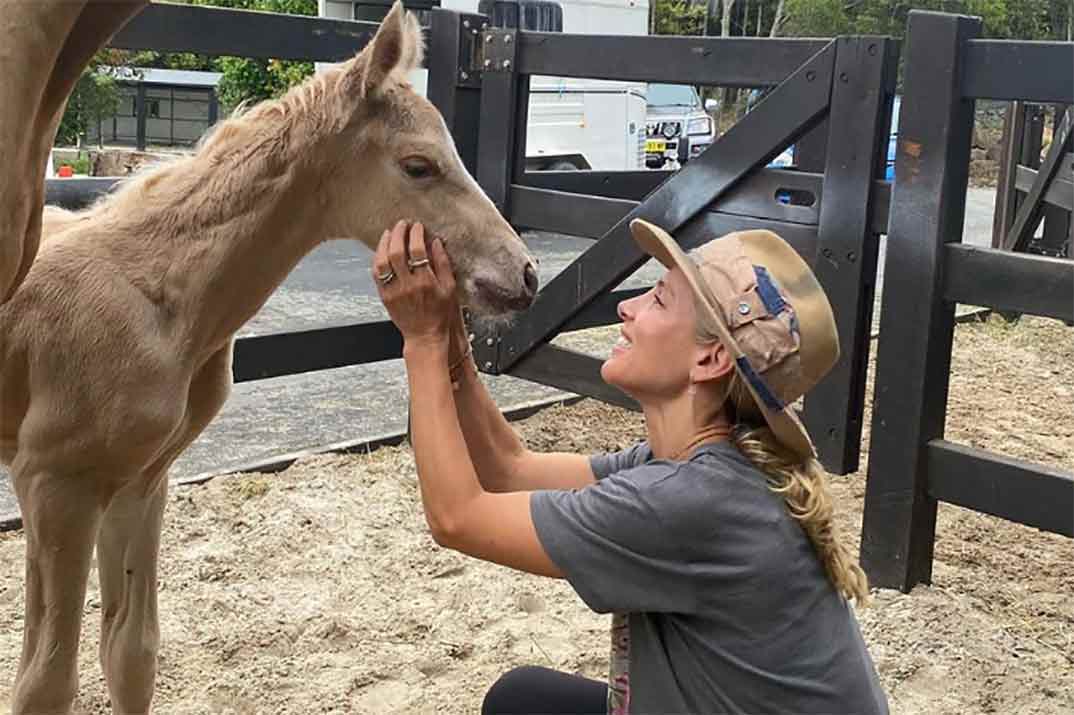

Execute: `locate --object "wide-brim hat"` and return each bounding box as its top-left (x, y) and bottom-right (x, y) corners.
top-left (630, 218), bottom-right (840, 459)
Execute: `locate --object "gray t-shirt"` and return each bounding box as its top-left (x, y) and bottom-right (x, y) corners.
top-left (530, 440), bottom-right (889, 715)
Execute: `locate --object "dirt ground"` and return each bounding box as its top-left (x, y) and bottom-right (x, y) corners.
top-left (1, 315), bottom-right (1071, 714)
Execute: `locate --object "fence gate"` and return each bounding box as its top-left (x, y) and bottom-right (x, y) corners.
top-left (430, 9), bottom-right (898, 476)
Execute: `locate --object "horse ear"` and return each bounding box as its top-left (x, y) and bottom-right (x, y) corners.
top-left (356, 0), bottom-right (407, 97)
top-left (401, 10), bottom-right (425, 71)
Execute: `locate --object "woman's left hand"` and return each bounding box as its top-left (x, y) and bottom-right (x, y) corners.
top-left (373, 220), bottom-right (458, 350)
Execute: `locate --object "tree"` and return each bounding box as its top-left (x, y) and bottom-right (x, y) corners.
top-left (55, 50), bottom-right (132, 147)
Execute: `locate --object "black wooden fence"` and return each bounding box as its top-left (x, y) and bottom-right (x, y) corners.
top-left (40, 3), bottom-right (1073, 589)
top-left (992, 101), bottom-right (1072, 257)
top-left (859, 11), bottom-right (1074, 591)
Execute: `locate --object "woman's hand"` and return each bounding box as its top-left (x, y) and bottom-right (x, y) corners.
top-left (373, 220), bottom-right (459, 353)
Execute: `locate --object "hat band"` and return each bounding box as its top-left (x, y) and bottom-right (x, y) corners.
top-left (734, 356), bottom-right (785, 411)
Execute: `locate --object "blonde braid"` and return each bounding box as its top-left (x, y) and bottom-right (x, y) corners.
top-left (726, 378), bottom-right (871, 604)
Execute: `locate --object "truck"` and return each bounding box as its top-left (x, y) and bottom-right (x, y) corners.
top-left (319, 0), bottom-right (650, 171)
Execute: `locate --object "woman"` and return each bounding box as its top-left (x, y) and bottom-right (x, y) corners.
top-left (373, 217), bottom-right (888, 715)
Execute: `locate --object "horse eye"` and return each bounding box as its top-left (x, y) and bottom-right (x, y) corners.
top-left (401, 158), bottom-right (437, 180)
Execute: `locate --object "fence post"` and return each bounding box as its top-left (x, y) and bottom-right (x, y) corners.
top-left (136, 82), bottom-right (147, 151)
top-left (427, 8), bottom-right (486, 175)
top-left (802, 36), bottom-right (897, 475)
top-left (860, 11), bottom-right (981, 591)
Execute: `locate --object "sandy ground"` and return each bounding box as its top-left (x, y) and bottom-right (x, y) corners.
top-left (1, 315), bottom-right (1072, 714)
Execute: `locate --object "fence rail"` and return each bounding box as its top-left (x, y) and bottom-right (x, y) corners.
top-left (111, 1), bottom-right (389, 63)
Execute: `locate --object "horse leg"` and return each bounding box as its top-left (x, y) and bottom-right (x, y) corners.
top-left (0, 0), bottom-right (148, 303)
top-left (97, 476), bottom-right (167, 715)
top-left (11, 468), bottom-right (106, 715)
top-left (96, 344), bottom-right (232, 713)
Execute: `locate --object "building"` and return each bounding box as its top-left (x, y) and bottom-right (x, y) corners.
top-left (87, 67), bottom-right (222, 150)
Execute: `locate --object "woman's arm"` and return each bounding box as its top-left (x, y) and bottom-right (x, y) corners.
top-left (374, 221), bottom-right (570, 577)
top-left (447, 336), bottom-right (596, 493)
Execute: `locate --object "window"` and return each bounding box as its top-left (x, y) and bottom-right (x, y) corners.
top-left (478, 1), bottom-right (563, 31)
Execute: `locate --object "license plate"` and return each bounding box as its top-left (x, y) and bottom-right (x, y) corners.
top-left (645, 139), bottom-right (667, 153)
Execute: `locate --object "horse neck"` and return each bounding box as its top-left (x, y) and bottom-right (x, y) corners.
top-left (106, 128), bottom-right (338, 358)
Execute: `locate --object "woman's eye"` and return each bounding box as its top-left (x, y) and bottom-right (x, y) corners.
top-left (402, 158), bottom-right (437, 180)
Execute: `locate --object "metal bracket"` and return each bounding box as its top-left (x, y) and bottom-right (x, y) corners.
top-left (479, 28), bottom-right (517, 73)
top-left (456, 14), bottom-right (486, 88)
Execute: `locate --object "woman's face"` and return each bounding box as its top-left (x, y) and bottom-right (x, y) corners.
top-left (601, 267), bottom-right (701, 401)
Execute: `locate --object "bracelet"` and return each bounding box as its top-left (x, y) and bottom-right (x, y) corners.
top-left (449, 343), bottom-right (476, 391)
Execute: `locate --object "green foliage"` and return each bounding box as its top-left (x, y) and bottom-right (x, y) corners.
top-left (55, 53), bottom-right (126, 145)
top-left (652, 0), bottom-right (708, 36)
top-left (783, 0), bottom-right (1066, 40)
top-left (56, 0), bottom-right (319, 141)
top-left (185, 0), bottom-right (319, 111)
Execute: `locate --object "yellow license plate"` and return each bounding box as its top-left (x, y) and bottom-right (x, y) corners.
top-left (645, 139), bottom-right (667, 153)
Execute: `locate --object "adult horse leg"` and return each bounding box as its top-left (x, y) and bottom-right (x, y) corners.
top-left (0, 0), bottom-right (148, 303)
top-left (11, 467), bottom-right (106, 714)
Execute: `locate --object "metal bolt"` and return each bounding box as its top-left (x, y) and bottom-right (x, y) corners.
top-left (483, 361), bottom-right (493, 370)
top-left (486, 34), bottom-right (493, 43)
top-left (504, 34), bottom-right (512, 43)
top-left (840, 72), bottom-right (849, 83)
top-left (822, 247), bottom-right (834, 259)
top-left (847, 251), bottom-right (857, 262)
top-left (460, 71), bottom-right (469, 81)
top-left (806, 70), bottom-right (816, 82)
top-left (485, 337), bottom-right (495, 346)
top-left (483, 58), bottom-right (492, 69)
top-left (468, 333), bottom-right (476, 342)
top-left (463, 19), bottom-right (470, 29)
top-left (868, 43), bottom-right (878, 56)
top-left (502, 59), bottom-right (512, 69)
top-left (737, 302), bottom-right (750, 315)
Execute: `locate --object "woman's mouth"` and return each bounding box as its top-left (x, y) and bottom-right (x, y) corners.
top-left (611, 334), bottom-right (632, 356)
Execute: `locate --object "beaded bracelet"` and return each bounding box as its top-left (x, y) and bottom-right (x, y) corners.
top-left (448, 343), bottom-right (476, 391)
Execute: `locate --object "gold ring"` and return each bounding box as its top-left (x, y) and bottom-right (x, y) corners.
top-left (407, 258), bottom-right (431, 270)
top-left (377, 269), bottom-right (396, 285)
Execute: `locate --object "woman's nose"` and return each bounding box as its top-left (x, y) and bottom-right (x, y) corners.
top-left (617, 299), bottom-right (631, 321)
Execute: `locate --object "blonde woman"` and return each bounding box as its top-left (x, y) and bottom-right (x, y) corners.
top-left (373, 218), bottom-right (888, 715)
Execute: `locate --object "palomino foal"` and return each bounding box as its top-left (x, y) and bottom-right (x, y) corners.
top-left (0, 2), bottom-right (538, 712)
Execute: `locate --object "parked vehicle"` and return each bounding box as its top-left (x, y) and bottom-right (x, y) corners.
top-left (644, 83), bottom-right (717, 169)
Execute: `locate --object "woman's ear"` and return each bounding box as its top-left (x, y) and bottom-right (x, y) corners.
top-left (691, 341), bottom-right (734, 386)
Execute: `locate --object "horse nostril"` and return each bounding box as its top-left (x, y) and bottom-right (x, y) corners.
top-left (523, 263), bottom-right (539, 297)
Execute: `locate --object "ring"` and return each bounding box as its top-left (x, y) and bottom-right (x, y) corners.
top-left (377, 269), bottom-right (396, 285)
top-left (407, 258), bottom-right (431, 270)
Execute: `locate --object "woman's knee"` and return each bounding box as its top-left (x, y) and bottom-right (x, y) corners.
top-left (483, 666), bottom-right (548, 715)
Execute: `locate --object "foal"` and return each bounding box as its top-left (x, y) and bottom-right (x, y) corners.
top-left (0, 2), bottom-right (537, 712)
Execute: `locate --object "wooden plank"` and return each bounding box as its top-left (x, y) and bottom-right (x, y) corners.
top-left (942, 244), bottom-right (1074, 322)
top-left (517, 32), bottom-right (829, 86)
top-left (231, 321), bottom-right (403, 382)
top-left (1015, 165), bottom-right (1074, 212)
top-left (927, 441), bottom-right (1074, 537)
top-left (861, 11), bottom-right (981, 592)
top-left (802, 37), bottom-right (897, 474)
top-left (110, 2), bottom-right (387, 63)
top-left (962, 39), bottom-right (1074, 104)
top-left (1003, 108), bottom-right (1072, 251)
top-left (506, 344), bottom-right (639, 411)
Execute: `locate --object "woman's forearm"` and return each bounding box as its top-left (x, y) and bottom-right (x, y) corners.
top-left (403, 341), bottom-right (484, 537)
top-left (450, 355), bottom-right (528, 492)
